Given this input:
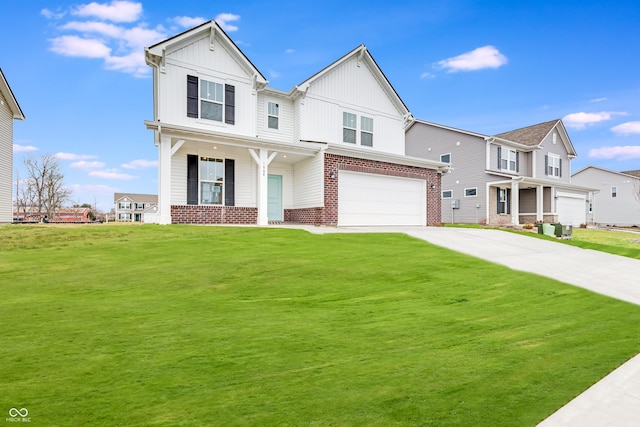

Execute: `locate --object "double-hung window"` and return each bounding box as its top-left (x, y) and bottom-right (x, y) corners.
top-left (611, 186), bottom-right (617, 198)
top-left (361, 116), bottom-right (373, 146)
top-left (343, 112), bottom-right (373, 146)
top-left (267, 102), bottom-right (279, 129)
top-left (343, 112), bottom-right (357, 143)
top-left (200, 157), bottom-right (224, 204)
top-left (119, 202), bottom-right (131, 210)
top-left (546, 154), bottom-right (561, 178)
top-left (500, 147), bottom-right (517, 171)
top-left (200, 80), bottom-right (224, 122)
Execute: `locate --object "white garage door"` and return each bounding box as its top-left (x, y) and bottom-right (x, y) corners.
top-left (557, 192), bottom-right (586, 226)
top-left (338, 171), bottom-right (426, 226)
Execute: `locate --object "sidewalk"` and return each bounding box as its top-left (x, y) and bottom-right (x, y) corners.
top-left (279, 225), bottom-right (640, 426)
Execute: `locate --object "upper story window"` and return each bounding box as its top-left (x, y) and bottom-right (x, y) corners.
top-left (343, 112), bottom-right (373, 147)
top-left (611, 186), bottom-right (617, 198)
top-left (267, 102), bottom-right (279, 129)
top-left (361, 116), bottom-right (373, 147)
top-left (546, 154), bottom-right (561, 178)
top-left (200, 157), bottom-right (224, 204)
top-left (500, 147), bottom-right (518, 172)
top-left (440, 153), bottom-right (451, 163)
top-left (343, 112), bottom-right (357, 143)
top-left (187, 75), bottom-right (235, 125)
top-left (135, 203), bottom-right (146, 210)
top-left (118, 202), bottom-right (131, 210)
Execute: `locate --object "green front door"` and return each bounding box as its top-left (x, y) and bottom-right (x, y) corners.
top-left (268, 174), bottom-right (283, 222)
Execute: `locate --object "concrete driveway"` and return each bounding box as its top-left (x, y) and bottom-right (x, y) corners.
top-left (282, 225), bottom-right (640, 426)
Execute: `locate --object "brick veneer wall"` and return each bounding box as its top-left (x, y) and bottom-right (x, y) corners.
top-left (322, 153), bottom-right (442, 226)
top-left (171, 205), bottom-right (258, 224)
top-left (171, 153), bottom-right (442, 226)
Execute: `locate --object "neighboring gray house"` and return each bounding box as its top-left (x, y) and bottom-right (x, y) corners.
top-left (406, 118), bottom-right (596, 226)
top-left (0, 68), bottom-right (25, 223)
top-left (114, 193), bottom-right (158, 222)
top-left (572, 166), bottom-right (640, 226)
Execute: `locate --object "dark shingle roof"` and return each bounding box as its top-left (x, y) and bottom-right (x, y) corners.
top-left (621, 170), bottom-right (640, 178)
top-left (495, 119), bottom-right (560, 146)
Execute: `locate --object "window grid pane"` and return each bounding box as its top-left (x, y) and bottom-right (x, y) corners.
top-left (361, 116), bottom-right (373, 132)
top-left (361, 131), bottom-right (373, 146)
top-left (343, 112), bottom-right (357, 128)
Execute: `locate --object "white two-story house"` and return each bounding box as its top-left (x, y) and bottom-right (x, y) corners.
top-left (406, 119), bottom-right (596, 226)
top-left (144, 21), bottom-right (449, 226)
top-left (0, 68), bottom-right (25, 223)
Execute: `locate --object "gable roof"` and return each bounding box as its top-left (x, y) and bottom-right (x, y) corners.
top-left (621, 169), bottom-right (640, 178)
top-left (494, 119), bottom-right (577, 156)
top-left (406, 118), bottom-right (488, 138)
top-left (0, 68), bottom-right (25, 120)
top-left (114, 193), bottom-right (158, 204)
top-left (145, 20), bottom-right (267, 86)
top-left (572, 165), bottom-right (640, 180)
top-left (291, 45), bottom-right (410, 117)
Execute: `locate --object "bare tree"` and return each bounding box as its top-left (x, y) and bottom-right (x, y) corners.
top-left (14, 170), bottom-right (35, 220)
top-left (23, 154), bottom-right (71, 221)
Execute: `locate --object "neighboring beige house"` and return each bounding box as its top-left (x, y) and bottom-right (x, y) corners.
top-left (0, 68), bottom-right (25, 223)
top-left (114, 193), bottom-right (158, 222)
top-left (572, 166), bottom-right (640, 226)
top-left (406, 119), bottom-right (597, 226)
top-left (144, 20), bottom-right (449, 226)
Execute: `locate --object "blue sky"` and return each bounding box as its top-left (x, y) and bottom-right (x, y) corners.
top-left (3, 0), bottom-right (639, 212)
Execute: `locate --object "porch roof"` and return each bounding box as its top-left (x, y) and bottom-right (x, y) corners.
top-left (488, 176), bottom-right (600, 192)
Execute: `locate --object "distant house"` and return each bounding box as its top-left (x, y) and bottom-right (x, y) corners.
top-left (572, 166), bottom-right (640, 226)
top-left (144, 21), bottom-right (449, 226)
top-left (114, 193), bottom-right (158, 222)
top-left (0, 68), bottom-right (25, 223)
top-left (13, 207), bottom-right (92, 223)
top-left (406, 119), bottom-right (596, 226)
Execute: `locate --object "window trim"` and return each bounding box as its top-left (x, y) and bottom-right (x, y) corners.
top-left (267, 101), bottom-right (279, 130)
top-left (464, 187), bottom-right (477, 198)
top-left (199, 157), bottom-right (225, 205)
top-left (547, 153), bottom-right (561, 178)
top-left (343, 112), bottom-right (357, 144)
top-left (500, 147), bottom-right (518, 172)
top-left (360, 116), bottom-right (373, 147)
top-left (342, 111), bottom-right (373, 147)
top-left (442, 190), bottom-right (453, 199)
top-left (611, 186), bottom-right (617, 198)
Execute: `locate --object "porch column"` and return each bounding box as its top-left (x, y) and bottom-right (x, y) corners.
top-left (511, 180), bottom-right (520, 225)
top-left (249, 148), bottom-right (278, 226)
top-left (157, 135), bottom-right (172, 224)
top-left (536, 185), bottom-right (544, 223)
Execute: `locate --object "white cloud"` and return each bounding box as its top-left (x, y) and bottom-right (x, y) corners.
top-left (73, 1), bottom-right (142, 23)
top-left (437, 45), bottom-right (507, 72)
top-left (269, 70), bottom-right (280, 78)
top-left (55, 152), bottom-right (98, 160)
top-left (562, 111), bottom-right (627, 129)
top-left (89, 169), bottom-right (136, 180)
top-left (49, 35), bottom-right (111, 58)
top-left (172, 16), bottom-right (207, 28)
top-left (420, 72), bottom-right (435, 79)
top-left (589, 97), bottom-right (607, 103)
top-left (285, 48), bottom-right (295, 54)
top-left (41, 8), bottom-right (66, 20)
top-left (215, 13), bottom-right (240, 32)
top-left (122, 159), bottom-right (157, 169)
top-left (13, 144), bottom-right (38, 153)
top-left (104, 51), bottom-right (148, 77)
top-left (611, 121), bottom-right (640, 136)
top-left (589, 146), bottom-right (640, 160)
top-left (71, 160), bottom-right (106, 170)
top-left (61, 20), bottom-right (123, 38)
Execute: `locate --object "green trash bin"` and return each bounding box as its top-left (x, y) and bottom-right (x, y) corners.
top-left (552, 223), bottom-right (563, 237)
top-left (537, 223), bottom-right (544, 234)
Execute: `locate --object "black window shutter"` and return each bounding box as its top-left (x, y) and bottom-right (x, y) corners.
top-left (506, 189), bottom-right (511, 215)
top-left (497, 146), bottom-right (502, 169)
top-left (187, 154), bottom-right (198, 205)
top-left (225, 84), bottom-right (235, 125)
top-left (516, 152), bottom-right (520, 172)
top-left (559, 159), bottom-right (562, 177)
top-left (187, 75), bottom-right (199, 118)
top-left (224, 159), bottom-right (235, 206)
top-left (544, 154), bottom-right (549, 176)
top-left (497, 188), bottom-right (502, 214)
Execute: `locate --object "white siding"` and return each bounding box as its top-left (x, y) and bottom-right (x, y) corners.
top-left (256, 92), bottom-right (294, 143)
top-left (269, 163), bottom-right (294, 208)
top-left (0, 91), bottom-right (12, 223)
top-left (158, 33), bottom-right (258, 138)
top-left (292, 153), bottom-right (323, 208)
top-left (299, 56), bottom-right (405, 154)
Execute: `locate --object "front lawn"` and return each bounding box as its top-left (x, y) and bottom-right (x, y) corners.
top-left (1, 224), bottom-right (639, 426)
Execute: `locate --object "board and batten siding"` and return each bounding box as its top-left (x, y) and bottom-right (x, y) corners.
top-left (157, 33), bottom-right (257, 138)
top-left (256, 92), bottom-right (294, 143)
top-left (292, 153), bottom-right (323, 209)
top-left (0, 90), bottom-right (13, 223)
top-left (268, 163), bottom-right (294, 208)
top-left (298, 55), bottom-right (405, 155)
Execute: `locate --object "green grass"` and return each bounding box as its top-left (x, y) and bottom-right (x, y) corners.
top-left (2, 224), bottom-right (640, 426)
